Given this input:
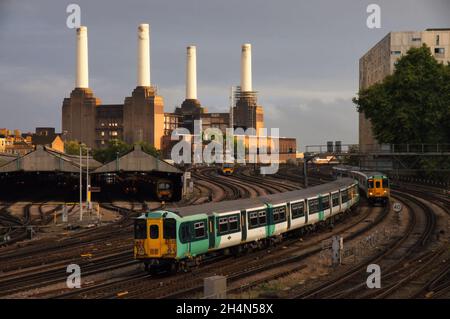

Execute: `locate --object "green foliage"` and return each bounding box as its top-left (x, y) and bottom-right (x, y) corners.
top-left (92, 140), bottom-right (132, 163)
top-left (353, 45), bottom-right (450, 180)
top-left (136, 141), bottom-right (161, 158)
top-left (64, 140), bottom-right (87, 155)
top-left (92, 140), bottom-right (161, 163)
top-left (353, 45), bottom-right (450, 145)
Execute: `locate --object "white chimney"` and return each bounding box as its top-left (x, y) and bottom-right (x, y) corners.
top-left (186, 45), bottom-right (197, 100)
top-left (137, 23), bottom-right (151, 87)
top-left (76, 26), bottom-right (89, 88)
top-left (240, 43), bottom-right (252, 92)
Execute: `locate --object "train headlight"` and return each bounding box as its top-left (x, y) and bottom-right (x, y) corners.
top-left (384, 190), bottom-right (387, 193)
top-left (369, 192), bottom-right (373, 196)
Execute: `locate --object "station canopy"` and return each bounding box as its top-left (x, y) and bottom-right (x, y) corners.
top-left (0, 146), bottom-right (102, 173)
top-left (93, 145), bottom-right (182, 174)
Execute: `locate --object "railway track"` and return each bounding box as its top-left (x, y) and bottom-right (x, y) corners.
top-left (287, 190), bottom-right (443, 299)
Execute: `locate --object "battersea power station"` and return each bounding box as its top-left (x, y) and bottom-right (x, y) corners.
top-left (62, 24), bottom-right (297, 161)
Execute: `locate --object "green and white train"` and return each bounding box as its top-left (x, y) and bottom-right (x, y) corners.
top-left (134, 178), bottom-right (359, 272)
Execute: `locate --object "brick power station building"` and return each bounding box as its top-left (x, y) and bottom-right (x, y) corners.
top-left (62, 25), bottom-right (296, 161)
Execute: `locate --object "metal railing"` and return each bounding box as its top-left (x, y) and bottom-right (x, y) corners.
top-left (306, 144), bottom-right (450, 155)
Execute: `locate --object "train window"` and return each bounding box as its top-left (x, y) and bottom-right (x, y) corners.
top-left (134, 219), bottom-right (147, 239)
top-left (273, 209), bottom-right (279, 222)
top-left (194, 222), bottom-right (206, 238)
top-left (382, 178), bottom-right (389, 188)
top-left (229, 216), bottom-right (239, 231)
top-left (163, 219), bottom-right (176, 239)
top-left (249, 212), bottom-right (259, 228)
top-left (273, 206), bottom-right (286, 223)
top-left (150, 225), bottom-right (159, 239)
top-left (341, 190), bottom-right (349, 203)
top-left (322, 196), bottom-right (330, 210)
top-left (308, 198), bottom-right (320, 214)
top-left (278, 207), bottom-right (286, 221)
top-left (158, 182), bottom-right (171, 190)
top-left (258, 211), bottom-right (267, 225)
top-left (368, 179), bottom-right (374, 188)
top-left (180, 223), bottom-right (191, 243)
top-left (332, 193), bottom-right (340, 207)
top-left (291, 202), bottom-right (305, 219)
top-left (375, 181), bottom-right (381, 188)
top-left (218, 218), bottom-right (228, 233)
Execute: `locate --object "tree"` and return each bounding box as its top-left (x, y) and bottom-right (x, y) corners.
top-left (64, 140), bottom-right (87, 155)
top-left (353, 45), bottom-right (450, 144)
top-left (137, 141), bottom-right (161, 158)
top-left (92, 140), bottom-right (132, 163)
top-left (353, 45), bottom-right (450, 180)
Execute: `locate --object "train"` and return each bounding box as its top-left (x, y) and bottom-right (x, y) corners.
top-left (101, 173), bottom-right (174, 201)
top-left (134, 178), bottom-right (359, 272)
top-left (332, 166), bottom-right (390, 206)
top-left (220, 163), bottom-right (235, 176)
top-left (155, 178), bottom-right (173, 201)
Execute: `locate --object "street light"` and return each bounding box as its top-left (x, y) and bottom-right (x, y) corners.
top-left (79, 142), bottom-right (83, 221)
top-left (86, 147), bottom-right (91, 213)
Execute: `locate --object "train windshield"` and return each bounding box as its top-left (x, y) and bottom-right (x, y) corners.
top-left (368, 179), bottom-right (374, 188)
top-left (150, 225), bottom-right (159, 239)
top-left (134, 219), bottom-right (147, 239)
top-left (382, 178), bottom-right (389, 188)
top-left (223, 163), bottom-right (234, 168)
top-left (375, 181), bottom-right (381, 188)
top-left (163, 218), bottom-right (176, 239)
top-left (158, 183), bottom-right (171, 190)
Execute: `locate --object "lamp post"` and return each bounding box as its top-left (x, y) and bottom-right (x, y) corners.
top-left (86, 147), bottom-right (90, 213)
top-left (79, 142), bottom-right (83, 221)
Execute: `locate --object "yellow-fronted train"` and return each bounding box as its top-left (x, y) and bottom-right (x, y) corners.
top-left (134, 178), bottom-right (359, 273)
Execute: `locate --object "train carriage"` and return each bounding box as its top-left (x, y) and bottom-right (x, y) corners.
top-left (134, 178), bottom-right (359, 272)
top-left (332, 166), bottom-right (389, 206)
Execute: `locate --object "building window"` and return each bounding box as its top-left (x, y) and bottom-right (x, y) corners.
top-left (391, 51), bottom-right (401, 55)
top-left (436, 35), bottom-right (440, 46)
top-left (101, 131), bottom-right (105, 137)
top-left (412, 37), bottom-right (421, 42)
top-left (111, 131), bottom-right (118, 137)
top-left (435, 48), bottom-right (445, 55)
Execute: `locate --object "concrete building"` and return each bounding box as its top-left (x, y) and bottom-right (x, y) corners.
top-left (359, 29), bottom-right (450, 152)
top-left (0, 135), bottom-right (6, 153)
top-left (359, 29), bottom-right (450, 151)
top-left (31, 132), bottom-right (64, 153)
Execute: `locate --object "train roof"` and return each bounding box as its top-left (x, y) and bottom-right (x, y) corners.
top-left (352, 170), bottom-right (388, 178)
top-left (168, 178), bottom-right (356, 217)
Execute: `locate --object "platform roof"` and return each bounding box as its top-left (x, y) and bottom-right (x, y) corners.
top-left (0, 146), bottom-right (87, 173)
top-left (0, 153), bottom-right (17, 166)
top-left (93, 145), bottom-right (182, 174)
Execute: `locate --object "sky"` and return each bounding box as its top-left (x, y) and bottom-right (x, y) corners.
top-left (0, 0), bottom-right (449, 151)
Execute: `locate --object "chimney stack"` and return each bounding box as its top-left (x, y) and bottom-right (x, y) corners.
top-left (240, 43), bottom-right (252, 92)
top-left (137, 24), bottom-right (151, 87)
top-left (186, 45), bottom-right (197, 100)
top-left (76, 26), bottom-right (89, 88)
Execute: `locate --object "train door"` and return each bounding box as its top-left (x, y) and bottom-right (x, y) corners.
top-left (305, 199), bottom-right (309, 224)
top-left (287, 202), bottom-right (291, 230)
top-left (241, 210), bottom-right (247, 241)
top-left (147, 219), bottom-right (162, 257)
top-left (208, 216), bottom-right (215, 249)
top-left (318, 195), bottom-right (324, 221)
